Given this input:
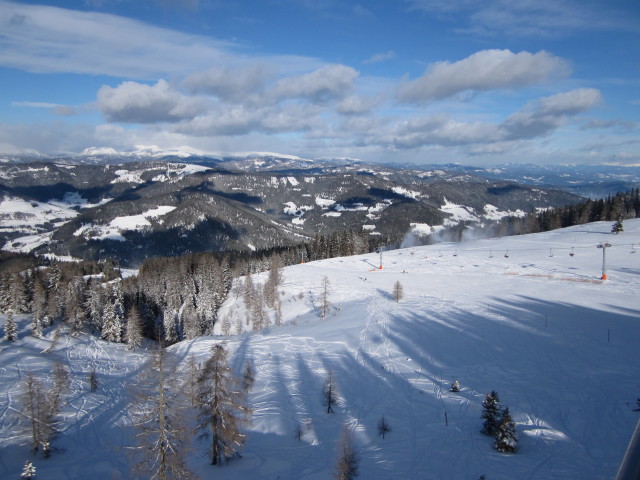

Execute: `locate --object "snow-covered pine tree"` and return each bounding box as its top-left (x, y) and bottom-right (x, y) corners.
top-left (197, 343), bottom-right (249, 466)
top-left (65, 278), bottom-right (86, 334)
top-left (85, 282), bottom-right (104, 333)
top-left (4, 310), bottom-right (18, 341)
top-left (30, 315), bottom-right (42, 339)
top-left (21, 460), bottom-right (36, 479)
top-left (101, 283), bottom-right (124, 343)
top-left (481, 391), bottom-right (500, 436)
top-left (7, 273), bottom-right (28, 313)
top-left (125, 304), bottom-right (143, 350)
top-left (334, 425), bottom-right (359, 480)
top-left (322, 370), bottom-right (338, 414)
top-left (392, 280), bottom-right (404, 303)
top-left (129, 347), bottom-right (195, 479)
top-left (612, 216), bottom-right (624, 234)
top-left (494, 407), bottom-right (518, 453)
top-left (450, 380), bottom-right (460, 392)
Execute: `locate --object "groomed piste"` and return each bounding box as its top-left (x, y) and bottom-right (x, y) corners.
top-left (1, 220), bottom-right (639, 479)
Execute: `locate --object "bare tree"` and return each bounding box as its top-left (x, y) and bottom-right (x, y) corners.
top-left (334, 425), bottom-right (359, 480)
top-left (320, 276), bottom-right (331, 319)
top-left (129, 347), bottom-right (195, 480)
top-left (322, 370), bottom-right (338, 414)
top-left (377, 416), bottom-right (391, 439)
top-left (197, 343), bottom-right (249, 466)
top-left (392, 281), bottom-right (404, 303)
top-left (20, 364), bottom-right (68, 457)
top-left (21, 372), bottom-right (46, 453)
top-left (88, 368), bottom-right (99, 392)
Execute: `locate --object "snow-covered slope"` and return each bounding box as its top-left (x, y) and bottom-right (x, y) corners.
top-left (1, 221), bottom-right (640, 479)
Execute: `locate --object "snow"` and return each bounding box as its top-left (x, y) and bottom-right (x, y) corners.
top-left (1, 220), bottom-right (640, 479)
top-left (391, 186), bottom-right (421, 200)
top-left (442, 196), bottom-right (479, 224)
top-left (0, 195), bottom-right (78, 230)
top-left (483, 204), bottom-right (526, 220)
top-left (315, 196), bottom-right (335, 208)
top-left (73, 206), bottom-right (177, 241)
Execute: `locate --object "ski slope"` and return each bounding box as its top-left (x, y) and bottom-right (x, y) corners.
top-left (1, 220), bottom-right (640, 479)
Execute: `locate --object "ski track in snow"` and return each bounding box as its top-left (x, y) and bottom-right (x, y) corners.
top-left (1, 220), bottom-right (640, 479)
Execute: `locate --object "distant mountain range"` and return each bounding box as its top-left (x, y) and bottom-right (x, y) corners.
top-left (2, 148), bottom-right (636, 266)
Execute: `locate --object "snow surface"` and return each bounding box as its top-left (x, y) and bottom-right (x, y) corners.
top-left (1, 221), bottom-right (640, 479)
top-left (73, 206), bottom-right (177, 241)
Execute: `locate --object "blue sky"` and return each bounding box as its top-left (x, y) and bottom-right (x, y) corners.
top-left (0, 0), bottom-right (639, 165)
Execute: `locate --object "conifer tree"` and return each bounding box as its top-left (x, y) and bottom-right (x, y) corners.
top-left (197, 344), bottom-right (249, 466)
top-left (481, 391), bottom-right (500, 436)
top-left (125, 305), bottom-right (143, 350)
top-left (494, 407), bottom-right (518, 453)
top-left (5, 310), bottom-right (18, 341)
top-left (612, 216), bottom-right (624, 234)
top-left (21, 460), bottom-right (36, 480)
top-left (129, 347), bottom-right (195, 479)
top-left (334, 425), bottom-right (358, 480)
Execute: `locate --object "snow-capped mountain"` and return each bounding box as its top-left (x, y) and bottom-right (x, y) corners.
top-left (1, 220), bottom-right (638, 479)
top-left (0, 160), bottom-right (579, 265)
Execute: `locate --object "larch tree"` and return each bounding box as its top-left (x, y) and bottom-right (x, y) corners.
top-left (377, 416), bottom-right (391, 439)
top-left (129, 347), bottom-right (195, 480)
top-left (197, 343), bottom-right (249, 466)
top-left (320, 276), bottom-right (331, 319)
top-left (392, 280), bottom-right (404, 303)
top-left (334, 425), bottom-right (359, 480)
top-left (322, 370), bottom-right (338, 414)
top-left (21, 371), bottom-right (46, 453)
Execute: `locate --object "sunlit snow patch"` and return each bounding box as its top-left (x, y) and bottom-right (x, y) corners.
top-left (74, 205), bottom-right (177, 241)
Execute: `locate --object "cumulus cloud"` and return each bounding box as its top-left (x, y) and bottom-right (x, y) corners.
top-left (501, 88), bottom-right (601, 139)
top-left (173, 103), bottom-right (323, 137)
top-left (271, 64), bottom-right (359, 103)
top-left (397, 49), bottom-right (570, 104)
top-left (97, 80), bottom-right (208, 123)
top-left (183, 63), bottom-right (274, 102)
top-left (362, 88), bottom-right (601, 150)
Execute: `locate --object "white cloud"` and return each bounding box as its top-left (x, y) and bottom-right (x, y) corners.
top-left (271, 64), bottom-right (359, 103)
top-left (0, 0), bottom-right (231, 78)
top-left (397, 49), bottom-right (569, 104)
top-left (363, 51), bottom-right (397, 64)
top-left (405, 0), bottom-right (640, 37)
top-left (501, 88), bottom-right (602, 139)
top-left (183, 63), bottom-right (275, 102)
top-left (97, 80), bottom-right (208, 123)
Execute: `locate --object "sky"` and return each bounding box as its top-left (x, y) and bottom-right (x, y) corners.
top-left (0, 0), bottom-right (639, 166)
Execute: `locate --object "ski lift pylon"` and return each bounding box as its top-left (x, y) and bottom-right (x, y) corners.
top-left (569, 246), bottom-right (575, 257)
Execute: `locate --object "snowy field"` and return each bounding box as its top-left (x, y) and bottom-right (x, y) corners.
top-left (1, 220), bottom-right (640, 479)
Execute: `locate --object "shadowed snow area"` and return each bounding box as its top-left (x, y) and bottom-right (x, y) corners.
top-left (1, 220), bottom-right (639, 479)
